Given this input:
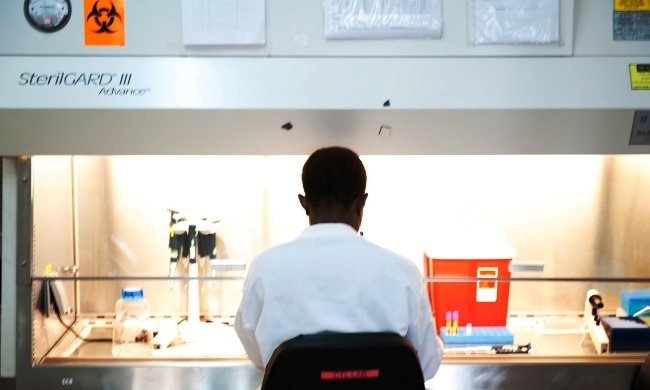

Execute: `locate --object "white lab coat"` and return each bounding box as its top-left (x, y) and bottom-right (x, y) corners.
top-left (235, 223), bottom-right (443, 383)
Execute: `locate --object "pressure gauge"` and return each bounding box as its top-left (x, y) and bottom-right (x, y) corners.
top-left (24, 0), bottom-right (71, 33)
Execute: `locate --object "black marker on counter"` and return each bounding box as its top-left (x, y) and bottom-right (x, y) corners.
top-left (493, 343), bottom-right (532, 354)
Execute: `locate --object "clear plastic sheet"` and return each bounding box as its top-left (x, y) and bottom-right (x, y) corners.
top-left (324, 0), bottom-right (442, 40)
top-left (473, 0), bottom-right (560, 45)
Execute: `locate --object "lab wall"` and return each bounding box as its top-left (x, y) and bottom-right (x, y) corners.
top-left (593, 156), bottom-right (650, 304)
top-left (361, 155), bottom-right (616, 313)
top-left (1, 0), bottom-right (571, 56)
top-left (2, 0), bottom-right (649, 57)
top-left (32, 155), bottom-right (650, 316)
top-left (31, 157), bottom-right (76, 363)
top-left (74, 156), bottom-right (268, 316)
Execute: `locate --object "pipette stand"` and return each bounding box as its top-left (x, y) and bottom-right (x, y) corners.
top-left (582, 289), bottom-right (610, 355)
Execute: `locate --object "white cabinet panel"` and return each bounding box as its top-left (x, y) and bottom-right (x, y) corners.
top-left (0, 0), bottom-right (573, 56)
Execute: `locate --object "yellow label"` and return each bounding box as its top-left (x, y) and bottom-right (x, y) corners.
top-left (45, 263), bottom-right (52, 275)
top-left (615, 0), bottom-right (650, 11)
top-left (630, 64), bottom-right (650, 90)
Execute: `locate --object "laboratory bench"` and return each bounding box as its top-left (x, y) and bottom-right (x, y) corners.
top-left (436, 314), bottom-right (648, 389)
top-left (22, 312), bottom-right (646, 389)
top-left (38, 313), bottom-right (648, 360)
top-left (5, 156), bottom-right (650, 390)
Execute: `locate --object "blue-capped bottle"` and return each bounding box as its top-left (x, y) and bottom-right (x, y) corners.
top-left (112, 287), bottom-right (152, 357)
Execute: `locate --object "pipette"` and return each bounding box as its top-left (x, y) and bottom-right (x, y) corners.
top-left (187, 224), bottom-right (199, 325)
top-left (167, 210), bottom-right (185, 292)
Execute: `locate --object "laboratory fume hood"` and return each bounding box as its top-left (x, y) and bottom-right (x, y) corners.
top-left (2, 54), bottom-right (650, 390)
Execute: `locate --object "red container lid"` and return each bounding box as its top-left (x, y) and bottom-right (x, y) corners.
top-left (424, 236), bottom-right (516, 260)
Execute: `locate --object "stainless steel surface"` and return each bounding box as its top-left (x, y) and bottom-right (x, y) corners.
top-left (70, 342), bottom-right (111, 358)
top-left (32, 308), bottom-right (69, 364)
top-left (43, 315), bottom-right (648, 361)
top-left (16, 158), bottom-right (31, 286)
top-left (71, 156), bottom-right (80, 317)
top-left (72, 156), bottom-right (252, 316)
top-left (429, 362), bottom-right (642, 390)
top-left (0, 108), bottom-right (644, 155)
top-left (30, 158), bottom-right (78, 364)
top-left (64, 156), bottom-right (650, 312)
top-left (42, 316), bottom-right (247, 362)
top-left (16, 359), bottom-right (646, 390)
top-left (509, 261), bottom-right (545, 272)
top-left (426, 277), bottom-right (650, 283)
top-left (24, 155), bottom-right (648, 314)
top-left (31, 276), bottom-right (650, 282)
top-left (32, 276), bottom-right (245, 281)
top-left (32, 157), bottom-right (74, 281)
top-left (16, 157), bottom-right (35, 380)
top-left (14, 155), bottom-right (650, 389)
top-left (15, 161), bottom-right (270, 390)
top-left (18, 363), bottom-right (264, 390)
top-left (1, 158), bottom-right (18, 377)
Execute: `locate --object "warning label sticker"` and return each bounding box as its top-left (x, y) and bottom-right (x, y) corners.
top-left (629, 111), bottom-right (650, 145)
top-left (84, 0), bottom-right (126, 46)
top-left (614, 1), bottom-right (650, 40)
top-left (615, 0), bottom-right (650, 11)
top-left (630, 64), bottom-right (650, 90)
top-left (476, 267), bottom-right (498, 303)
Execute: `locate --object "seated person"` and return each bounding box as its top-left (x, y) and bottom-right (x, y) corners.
top-left (235, 146), bottom-right (443, 383)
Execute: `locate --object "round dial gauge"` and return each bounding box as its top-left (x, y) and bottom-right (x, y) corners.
top-left (24, 0), bottom-right (71, 33)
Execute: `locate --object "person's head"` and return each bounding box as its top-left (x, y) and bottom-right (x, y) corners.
top-left (298, 146), bottom-right (368, 231)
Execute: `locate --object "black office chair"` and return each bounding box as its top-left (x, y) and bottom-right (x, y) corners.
top-left (635, 352), bottom-right (650, 390)
top-left (262, 332), bottom-right (425, 390)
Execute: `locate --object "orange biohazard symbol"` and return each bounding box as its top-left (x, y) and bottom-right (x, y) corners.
top-left (84, 0), bottom-right (125, 46)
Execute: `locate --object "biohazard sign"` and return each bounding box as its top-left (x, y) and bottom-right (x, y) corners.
top-left (84, 0), bottom-right (125, 46)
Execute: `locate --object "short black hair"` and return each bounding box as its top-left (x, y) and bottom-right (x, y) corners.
top-left (302, 146), bottom-right (367, 208)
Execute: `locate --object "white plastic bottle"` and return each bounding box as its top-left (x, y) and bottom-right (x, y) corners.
top-left (112, 287), bottom-right (153, 357)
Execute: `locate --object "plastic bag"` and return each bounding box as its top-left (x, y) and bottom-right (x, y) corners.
top-left (474, 0), bottom-right (560, 44)
top-left (324, 0), bottom-right (442, 39)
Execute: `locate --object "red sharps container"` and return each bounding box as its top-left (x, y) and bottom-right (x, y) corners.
top-left (423, 242), bottom-right (515, 333)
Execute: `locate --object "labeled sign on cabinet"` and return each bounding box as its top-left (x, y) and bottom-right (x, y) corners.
top-left (630, 64), bottom-right (650, 90)
top-left (615, 0), bottom-right (650, 11)
top-left (84, 0), bottom-right (125, 46)
top-left (614, 0), bottom-right (650, 41)
top-left (629, 111), bottom-right (650, 145)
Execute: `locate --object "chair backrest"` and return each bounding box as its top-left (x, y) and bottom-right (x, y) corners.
top-left (262, 332), bottom-right (425, 390)
top-left (635, 352), bottom-right (650, 390)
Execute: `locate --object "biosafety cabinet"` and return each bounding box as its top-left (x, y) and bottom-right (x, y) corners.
top-left (1, 37), bottom-right (650, 390)
top-left (7, 152), bottom-right (650, 389)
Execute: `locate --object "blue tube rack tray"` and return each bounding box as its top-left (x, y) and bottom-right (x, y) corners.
top-left (440, 326), bottom-right (514, 345)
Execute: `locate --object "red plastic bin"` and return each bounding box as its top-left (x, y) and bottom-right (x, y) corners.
top-left (424, 246), bottom-right (514, 333)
